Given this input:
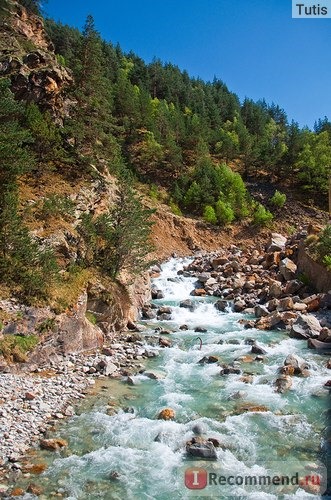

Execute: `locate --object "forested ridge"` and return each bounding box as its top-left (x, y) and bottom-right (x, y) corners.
top-left (44, 13), bottom-right (331, 211)
top-left (0, 0), bottom-right (330, 305)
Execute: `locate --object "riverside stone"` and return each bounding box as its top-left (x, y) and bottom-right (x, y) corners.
top-left (289, 314), bottom-right (322, 339)
top-left (267, 233), bottom-right (287, 252)
top-left (279, 258), bottom-right (297, 281)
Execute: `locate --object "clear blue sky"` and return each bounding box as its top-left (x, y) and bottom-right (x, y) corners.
top-left (44, 0), bottom-right (331, 129)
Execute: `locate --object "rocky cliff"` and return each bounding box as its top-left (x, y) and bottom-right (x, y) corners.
top-left (0, 0), bottom-right (73, 119)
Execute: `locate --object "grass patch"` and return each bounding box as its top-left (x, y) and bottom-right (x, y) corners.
top-left (48, 266), bottom-right (92, 313)
top-left (85, 311), bottom-right (97, 325)
top-left (0, 334), bottom-right (39, 362)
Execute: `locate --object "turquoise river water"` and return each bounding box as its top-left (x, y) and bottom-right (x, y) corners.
top-left (15, 258), bottom-right (330, 499)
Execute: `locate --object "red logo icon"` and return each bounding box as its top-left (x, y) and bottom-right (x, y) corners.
top-left (185, 468), bottom-right (208, 489)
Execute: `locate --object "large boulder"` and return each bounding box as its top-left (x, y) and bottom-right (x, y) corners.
top-left (279, 258), bottom-right (297, 281)
top-left (214, 300), bottom-right (228, 312)
top-left (186, 437), bottom-right (218, 460)
top-left (267, 233), bottom-right (287, 252)
top-left (179, 299), bottom-right (196, 311)
top-left (283, 354), bottom-right (309, 375)
top-left (289, 314), bottom-right (322, 340)
top-left (275, 375), bottom-right (292, 393)
top-left (255, 311), bottom-right (283, 330)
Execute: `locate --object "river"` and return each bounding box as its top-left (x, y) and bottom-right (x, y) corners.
top-left (15, 258), bottom-right (330, 499)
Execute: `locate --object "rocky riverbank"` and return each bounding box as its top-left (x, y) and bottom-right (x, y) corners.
top-left (1, 227), bottom-right (331, 491)
top-left (0, 329), bottom-right (160, 485)
top-left (144, 229), bottom-right (331, 350)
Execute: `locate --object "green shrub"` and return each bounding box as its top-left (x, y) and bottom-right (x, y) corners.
top-left (0, 334), bottom-right (39, 362)
top-left (40, 195), bottom-right (75, 220)
top-left (148, 184), bottom-right (159, 201)
top-left (323, 255), bottom-right (331, 271)
top-left (305, 234), bottom-right (319, 247)
top-left (203, 205), bottom-right (217, 224)
top-left (56, 54), bottom-right (66, 66)
top-left (215, 199), bottom-right (234, 225)
top-left (169, 201), bottom-right (182, 216)
top-left (270, 190), bottom-right (286, 208)
top-left (253, 203), bottom-right (273, 226)
top-left (86, 311), bottom-right (97, 325)
top-left (317, 225), bottom-right (331, 259)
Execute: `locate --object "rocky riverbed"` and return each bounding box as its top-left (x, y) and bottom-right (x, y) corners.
top-left (0, 227), bottom-right (331, 496)
top-left (0, 331), bottom-right (161, 485)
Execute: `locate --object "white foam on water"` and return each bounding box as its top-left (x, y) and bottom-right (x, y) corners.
top-left (32, 257), bottom-right (328, 499)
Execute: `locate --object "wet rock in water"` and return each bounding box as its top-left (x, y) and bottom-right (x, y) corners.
top-left (179, 299), bottom-right (196, 311)
top-left (158, 408), bottom-right (175, 420)
top-left (141, 306), bottom-right (157, 320)
top-left (251, 344), bottom-right (267, 355)
top-left (195, 326), bottom-right (207, 333)
top-left (238, 319), bottom-right (255, 329)
top-left (109, 471), bottom-right (121, 481)
top-left (40, 438), bottom-right (68, 451)
top-left (279, 365), bottom-right (295, 376)
top-left (151, 289), bottom-right (164, 300)
top-left (284, 354), bottom-right (309, 373)
top-left (220, 365), bottom-right (241, 376)
top-left (192, 424), bottom-right (205, 435)
top-left (244, 338), bottom-right (256, 346)
top-left (229, 390), bottom-right (246, 400)
top-left (239, 375), bottom-right (254, 384)
top-left (186, 436), bottom-right (218, 460)
top-left (192, 288), bottom-right (207, 297)
top-left (236, 354), bottom-right (254, 363)
top-left (27, 484), bottom-right (43, 495)
top-left (275, 375), bottom-right (292, 393)
top-left (198, 355), bottom-right (219, 364)
top-left (326, 359), bottom-right (331, 369)
top-left (159, 337), bottom-right (172, 348)
top-left (160, 329), bottom-right (171, 335)
top-left (279, 258), bottom-right (297, 281)
top-left (144, 371), bottom-right (166, 380)
top-left (157, 313), bottom-right (172, 321)
top-left (214, 300), bottom-right (228, 312)
top-left (233, 300), bottom-right (246, 313)
top-left (289, 314), bottom-right (321, 339)
top-left (157, 306), bottom-right (172, 315)
top-left (235, 403), bottom-right (269, 414)
top-left (179, 324), bottom-right (189, 330)
top-left (126, 376), bottom-right (136, 385)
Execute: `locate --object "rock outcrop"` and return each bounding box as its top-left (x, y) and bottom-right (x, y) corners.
top-left (0, 1), bottom-right (73, 120)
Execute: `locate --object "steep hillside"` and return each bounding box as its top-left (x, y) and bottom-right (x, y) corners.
top-left (0, 0), bottom-right (329, 369)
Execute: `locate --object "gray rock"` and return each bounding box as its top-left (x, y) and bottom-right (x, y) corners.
top-left (186, 438), bottom-right (217, 460)
top-left (267, 233), bottom-right (287, 252)
top-left (279, 258), bottom-right (297, 281)
top-left (179, 299), bottom-right (196, 311)
top-left (254, 305), bottom-right (269, 318)
top-left (214, 300), bottom-right (228, 312)
top-left (289, 314), bottom-right (322, 339)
